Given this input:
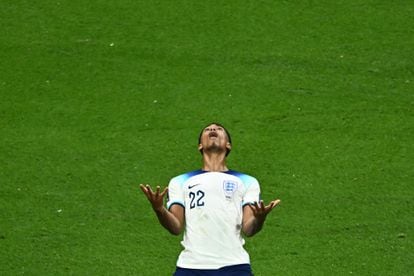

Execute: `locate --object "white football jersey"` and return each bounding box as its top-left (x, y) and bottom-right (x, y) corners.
top-left (166, 170), bottom-right (261, 269)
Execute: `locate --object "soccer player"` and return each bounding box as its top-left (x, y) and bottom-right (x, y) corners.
top-left (140, 123), bottom-right (281, 275)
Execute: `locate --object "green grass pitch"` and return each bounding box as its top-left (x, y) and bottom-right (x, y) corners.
top-left (1, 0), bottom-right (413, 275)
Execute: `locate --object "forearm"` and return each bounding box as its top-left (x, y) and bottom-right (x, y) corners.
top-left (242, 216), bottom-right (265, 237)
top-left (154, 206), bottom-right (183, 235)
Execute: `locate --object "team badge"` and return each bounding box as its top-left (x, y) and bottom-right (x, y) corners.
top-left (223, 180), bottom-right (238, 199)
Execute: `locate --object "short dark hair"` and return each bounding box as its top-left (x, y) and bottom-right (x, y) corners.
top-left (198, 122), bottom-right (232, 156)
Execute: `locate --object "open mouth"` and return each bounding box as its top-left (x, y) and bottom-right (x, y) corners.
top-left (209, 132), bottom-right (218, 138)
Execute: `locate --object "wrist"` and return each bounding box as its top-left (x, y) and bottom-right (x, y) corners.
top-left (154, 205), bottom-right (166, 214)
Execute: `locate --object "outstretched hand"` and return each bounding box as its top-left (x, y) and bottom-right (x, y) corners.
top-left (248, 199), bottom-right (281, 220)
top-left (242, 198), bottom-right (281, 237)
top-left (140, 184), bottom-right (168, 212)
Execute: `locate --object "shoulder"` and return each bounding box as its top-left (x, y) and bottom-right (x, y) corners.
top-left (224, 170), bottom-right (259, 188)
top-left (169, 169), bottom-right (206, 186)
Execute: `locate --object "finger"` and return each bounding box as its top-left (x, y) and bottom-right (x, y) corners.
top-left (266, 199), bottom-right (281, 212)
top-left (269, 199), bottom-right (281, 209)
top-left (259, 200), bottom-right (265, 211)
top-left (272, 199), bottom-right (281, 207)
top-left (146, 184), bottom-right (154, 194)
top-left (139, 184), bottom-right (152, 200)
top-left (140, 184), bottom-right (149, 194)
top-left (253, 200), bottom-right (264, 214)
top-left (155, 185), bottom-right (161, 196)
top-left (160, 186), bottom-right (168, 197)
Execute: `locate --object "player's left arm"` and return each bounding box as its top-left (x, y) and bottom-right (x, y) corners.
top-left (242, 199), bottom-right (281, 237)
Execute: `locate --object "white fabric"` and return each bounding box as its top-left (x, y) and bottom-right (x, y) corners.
top-left (166, 170), bottom-right (261, 269)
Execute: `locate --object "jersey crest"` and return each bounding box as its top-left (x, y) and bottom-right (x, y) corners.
top-left (223, 180), bottom-right (238, 199)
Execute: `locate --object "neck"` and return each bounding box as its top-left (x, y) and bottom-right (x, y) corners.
top-left (201, 152), bottom-right (228, 172)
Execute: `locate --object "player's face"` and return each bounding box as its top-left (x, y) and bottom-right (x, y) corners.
top-left (198, 124), bottom-right (231, 154)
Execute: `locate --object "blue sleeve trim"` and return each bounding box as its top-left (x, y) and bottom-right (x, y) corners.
top-left (167, 201), bottom-right (185, 210)
top-left (242, 202), bottom-right (253, 207)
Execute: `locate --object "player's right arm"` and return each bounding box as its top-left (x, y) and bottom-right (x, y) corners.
top-left (140, 184), bottom-right (184, 235)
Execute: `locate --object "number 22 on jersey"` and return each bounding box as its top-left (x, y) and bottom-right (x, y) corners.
top-left (189, 190), bottom-right (205, 209)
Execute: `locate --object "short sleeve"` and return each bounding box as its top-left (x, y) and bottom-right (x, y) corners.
top-left (166, 176), bottom-right (185, 209)
top-left (242, 177), bottom-right (261, 206)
